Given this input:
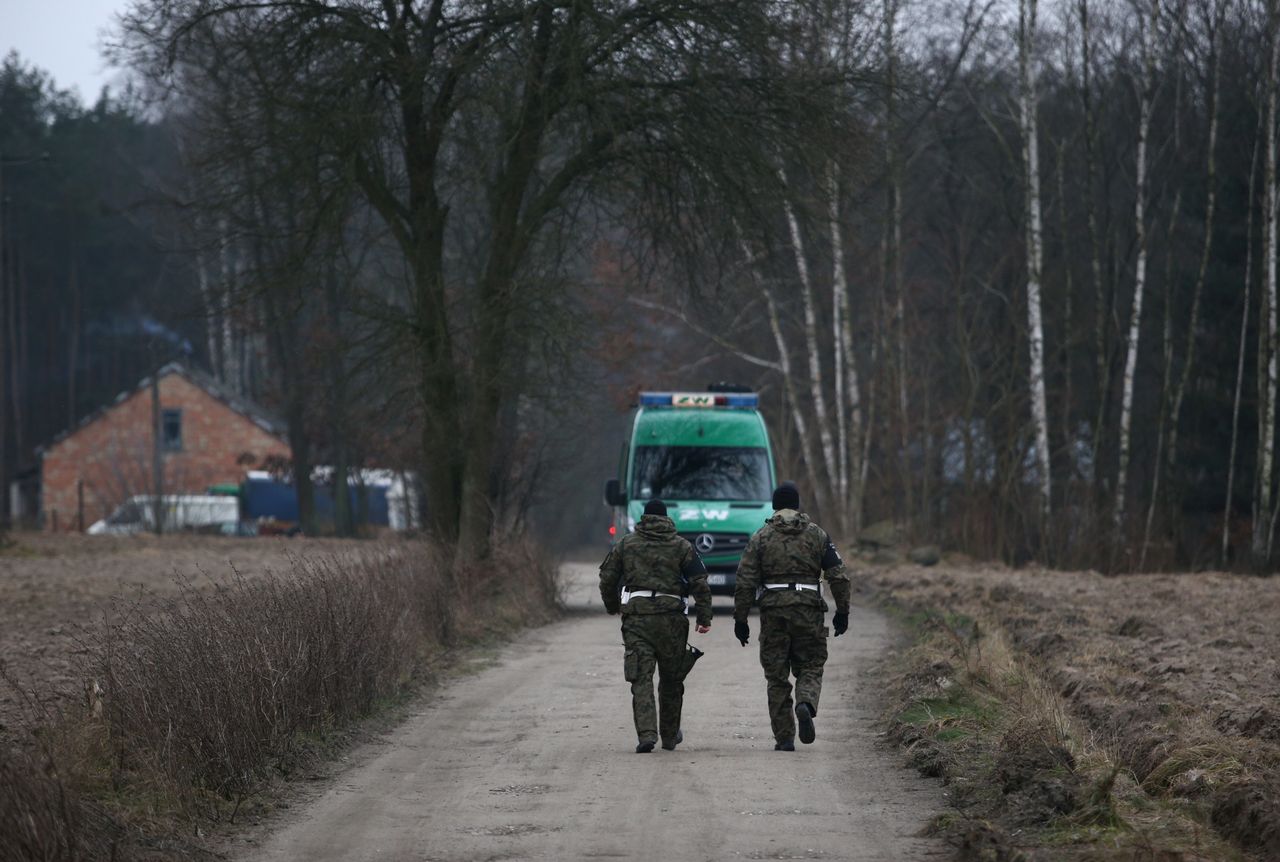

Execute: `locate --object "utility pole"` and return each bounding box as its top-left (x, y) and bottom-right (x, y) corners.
top-left (151, 350), bottom-right (164, 535)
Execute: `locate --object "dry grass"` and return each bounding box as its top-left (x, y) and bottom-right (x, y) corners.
top-left (872, 561), bottom-right (1280, 859)
top-left (884, 603), bottom-right (1247, 860)
top-left (0, 537), bottom-right (560, 861)
top-left (0, 745), bottom-right (124, 862)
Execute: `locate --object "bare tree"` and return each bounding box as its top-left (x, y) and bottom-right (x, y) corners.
top-left (1114, 0), bottom-right (1160, 543)
top-left (125, 0), bottom-right (839, 549)
top-left (1226, 125), bottom-right (1260, 565)
top-left (1078, 0), bottom-right (1111, 515)
top-left (1256, 0), bottom-right (1280, 562)
top-left (780, 171), bottom-right (840, 503)
top-left (829, 164), bottom-right (867, 535)
top-left (1019, 0), bottom-right (1052, 530)
top-left (1167, 0), bottom-right (1230, 472)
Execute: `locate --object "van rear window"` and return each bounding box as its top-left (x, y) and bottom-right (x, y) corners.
top-left (631, 446), bottom-right (771, 501)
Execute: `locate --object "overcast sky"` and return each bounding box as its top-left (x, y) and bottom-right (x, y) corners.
top-left (4, 0), bottom-right (132, 102)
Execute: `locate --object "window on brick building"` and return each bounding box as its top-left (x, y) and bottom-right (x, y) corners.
top-left (162, 409), bottom-right (183, 451)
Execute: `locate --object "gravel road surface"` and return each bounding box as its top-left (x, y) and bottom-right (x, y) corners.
top-left (248, 563), bottom-right (947, 862)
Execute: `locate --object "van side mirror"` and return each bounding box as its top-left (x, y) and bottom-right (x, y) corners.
top-left (604, 479), bottom-right (627, 507)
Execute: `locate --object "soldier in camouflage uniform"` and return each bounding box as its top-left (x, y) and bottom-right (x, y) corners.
top-left (600, 499), bottom-right (713, 753)
top-left (733, 483), bottom-right (851, 750)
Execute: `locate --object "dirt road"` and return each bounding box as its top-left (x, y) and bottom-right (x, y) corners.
top-left (247, 563), bottom-right (947, 862)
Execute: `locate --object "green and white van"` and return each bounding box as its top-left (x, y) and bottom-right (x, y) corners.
top-left (604, 388), bottom-right (777, 593)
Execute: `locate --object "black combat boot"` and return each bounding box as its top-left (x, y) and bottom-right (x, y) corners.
top-left (796, 702), bottom-right (816, 744)
top-left (636, 740), bottom-right (656, 753)
top-left (774, 739), bottom-right (795, 751)
top-left (661, 729), bottom-right (684, 751)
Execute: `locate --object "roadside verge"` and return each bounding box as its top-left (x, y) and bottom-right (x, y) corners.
top-left (0, 538), bottom-right (560, 862)
top-left (871, 562), bottom-right (1273, 860)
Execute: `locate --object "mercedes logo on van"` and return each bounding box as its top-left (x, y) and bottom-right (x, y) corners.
top-left (695, 533), bottom-right (716, 553)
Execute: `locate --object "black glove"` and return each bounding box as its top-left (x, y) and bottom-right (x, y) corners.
top-left (734, 620), bottom-right (750, 646)
top-left (833, 611), bottom-right (849, 637)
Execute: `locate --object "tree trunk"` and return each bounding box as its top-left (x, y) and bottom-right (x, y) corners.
top-left (244, 165), bottom-right (319, 537)
top-left (217, 218), bottom-right (239, 392)
top-left (324, 266), bottom-right (352, 538)
top-left (412, 241), bottom-right (462, 544)
top-left (729, 222), bottom-right (829, 514)
top-left (1141, 67), bottom-right (1187, 571)
top-left (763, 282), bottom-right (831, 516)
top-left (1019, 0), bottom-right (1052, 530)
top-left (780, 173), bottom-right (839, 503)
top-left (1079, 0), bottom-right (1110, 513)
top-left (829, 169), bottom-right (849, 524)
top-left (191, 207), bottom-right (221, 377)
top-left (1255, 1), bottom-right (1280, 563)
top-left (1167, 1), bottom-right (1224, 473)
top-left (1225, 135), bottom-right (1257, 565)
top-left (1055, 141), bottom-right (1074, 466)
top-left (829, 163), bottom-right (865, 536)
top-left (883, 0), bottom-right (912, 526)
top-left (264, 288), bottom-right (317, 537)
top-left (1140, 184), bottom-right (1184, 570)
top-left (1114, 0), bottom-right (1158, 546)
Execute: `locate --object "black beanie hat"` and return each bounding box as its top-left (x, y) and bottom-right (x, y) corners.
top-left (772, 483), bottom-right (801, 511)
top-left (643, 499), bottom-right (668, 517)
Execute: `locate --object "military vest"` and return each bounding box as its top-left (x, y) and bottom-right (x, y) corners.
top-left (618, 533), bottom-right (689, 593)
top-left (614, 514), bottom-right (693, 596)
top-left (752, 523), bottom-right (826, 585)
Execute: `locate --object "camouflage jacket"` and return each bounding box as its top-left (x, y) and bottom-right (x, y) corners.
top-left (733, 509), bottom-right (851, 621)
top-left (599, 514), bottom-right (713, 626)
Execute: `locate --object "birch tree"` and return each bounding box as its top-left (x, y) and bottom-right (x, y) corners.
top-left (1141, 0), bottom-right (1227, 567)
top-left (781, 174), bottom-right (840, 495)
top-left (1018, 0), bottom-right (1052, 528)
top-left (1078, 0), bottom-right (1111, 510)
top-left (772, 166), bottom-right (869, 537)
top-left (1166, 0), bottom-right (1229, 472)
top-left (1114, 0), bottom-right (1159, 539)
top-left (883, 0), bottom-right (912, 520)
top-left (1140, 5), bottom-right (1187, 569)
top-left (1255, 0), bottom-right (1280, 562)
top-left (829, 165), bottom-right (867, 535)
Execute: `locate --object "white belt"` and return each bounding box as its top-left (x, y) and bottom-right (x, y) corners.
top-left (763, 582), bottom-right (820, 591)
top-left (621, 588), bottom-right (685, 603)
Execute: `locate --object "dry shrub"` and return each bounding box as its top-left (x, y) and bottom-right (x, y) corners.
top-left (2, 537), bottom-right (560, 859)
top-left (91, 555), bottom-right (433, 803)
top-left (89, 539), bottom-right (558, 804)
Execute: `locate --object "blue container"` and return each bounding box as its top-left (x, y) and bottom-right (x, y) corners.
top-left (241, 473), bottom-right (391, 527)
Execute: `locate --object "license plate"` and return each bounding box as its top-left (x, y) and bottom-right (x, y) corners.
top-left (707, 574), bottom-right (727, 586)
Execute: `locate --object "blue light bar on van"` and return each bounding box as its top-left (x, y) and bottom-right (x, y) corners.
top-left (639, 391), bottom-right (760, 408)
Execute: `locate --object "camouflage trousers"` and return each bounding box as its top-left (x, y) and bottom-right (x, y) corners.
top-left (621, 613), bottom-right (689, 745)
top-left (758, 605), bottom-right (828, 742)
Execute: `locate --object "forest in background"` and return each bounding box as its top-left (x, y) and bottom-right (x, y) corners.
top-left (1, 0), bottom-right (1278, 572)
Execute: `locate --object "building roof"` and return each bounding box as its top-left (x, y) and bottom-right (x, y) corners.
top-left (38, 362), bottom-right (288, 454)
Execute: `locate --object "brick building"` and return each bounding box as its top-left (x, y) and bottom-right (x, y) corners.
top-left (37, 363), bottom-right (291, 531)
